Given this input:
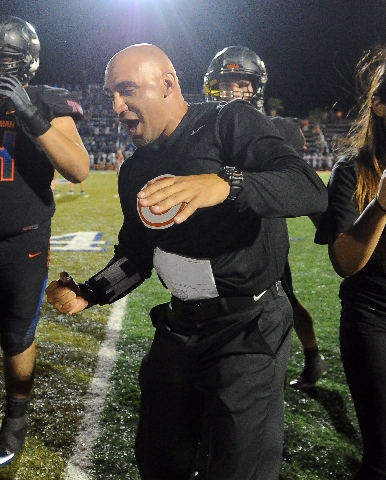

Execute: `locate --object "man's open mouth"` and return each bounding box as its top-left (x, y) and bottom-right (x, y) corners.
top-left (120, 118), bottom-right (140, 136)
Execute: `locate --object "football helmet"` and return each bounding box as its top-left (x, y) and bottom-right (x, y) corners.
top-left (0, 16), bottom-right (40, 84)
top-left (203, 46), bottom-right (267, 111)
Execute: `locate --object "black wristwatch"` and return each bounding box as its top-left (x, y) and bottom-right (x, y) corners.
top-left (217, 166), bottom-right (244, 201)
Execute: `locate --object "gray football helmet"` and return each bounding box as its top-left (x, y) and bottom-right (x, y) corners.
top-left (0, 16), bottom-right (40, 84)
top-left (203, 46), bottom-right (267, 110)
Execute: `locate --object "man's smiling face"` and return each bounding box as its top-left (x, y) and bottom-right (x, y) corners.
top-left (104, 49), bottom-right (170, 148)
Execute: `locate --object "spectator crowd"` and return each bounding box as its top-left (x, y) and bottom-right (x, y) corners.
top-left (53, 83), bottom-right (352, 172)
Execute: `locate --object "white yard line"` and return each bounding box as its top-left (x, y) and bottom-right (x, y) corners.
top-left (65, 296), bottom-right (127, 480)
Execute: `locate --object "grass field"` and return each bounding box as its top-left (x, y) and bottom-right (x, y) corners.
top-left (0, 171), bottom-right (364, 479)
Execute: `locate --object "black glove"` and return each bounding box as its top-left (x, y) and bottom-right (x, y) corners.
top-left (0, 75), bottom-right (51, 137)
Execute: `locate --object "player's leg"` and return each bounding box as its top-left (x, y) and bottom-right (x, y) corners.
top-left (292, 301), bottom-right (317, 348)
top-left (4, 342), bottom-right (36, 398)
top-left (0, 343), bottom-right (37, 467)
top-left (0, 222), bottom-right (50, 465)
top-left (281, 260), bottom-right (327, 389)
top-left (79, 181), bottom-right (86, 195)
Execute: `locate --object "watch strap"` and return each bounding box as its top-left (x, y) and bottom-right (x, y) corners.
top-left (217, 166), bottom-right (244, 201)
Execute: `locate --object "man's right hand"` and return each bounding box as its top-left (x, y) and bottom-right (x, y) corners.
top-left (45, 271), bottom-right (89, 314)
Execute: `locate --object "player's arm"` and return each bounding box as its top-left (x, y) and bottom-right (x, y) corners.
top-left (0, 75), bottom-right (89, 183)
top-left (37, 115), bottom-right (89, 183)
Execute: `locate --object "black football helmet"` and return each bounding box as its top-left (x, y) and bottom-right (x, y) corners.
top-left (0, 16), bottom-right (40, 84)
top-left (203, 46), bottom-right (267, 111)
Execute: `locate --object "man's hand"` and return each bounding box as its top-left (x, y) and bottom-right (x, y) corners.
top-left (137, 173), bottom-right (230, 224)
top-left (0, 75), bottom-right (33, 112)
top-left (45, 271), bottom-right (89, 314)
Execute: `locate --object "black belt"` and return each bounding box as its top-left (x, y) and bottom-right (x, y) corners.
top-left (170, 281), bottom-right (284, 321)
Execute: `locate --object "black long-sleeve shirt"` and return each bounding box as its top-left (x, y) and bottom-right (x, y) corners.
top-left (85, 100), bottom-right (327, 305)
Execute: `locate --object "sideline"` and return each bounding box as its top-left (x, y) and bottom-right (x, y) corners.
top-left (65, 296), bottom-right (128, 480)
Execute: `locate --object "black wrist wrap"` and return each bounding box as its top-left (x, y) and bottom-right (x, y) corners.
top-left (81, 257), bottom-right (145, 306)
top-left (18, 105), bottom-right (51, 138)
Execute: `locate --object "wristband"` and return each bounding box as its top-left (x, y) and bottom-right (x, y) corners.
top-left (18, 105), bottom-right (51, 138)
top-left (217, 166), bottom-right (244, 201)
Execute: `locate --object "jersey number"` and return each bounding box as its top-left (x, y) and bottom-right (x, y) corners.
top-left (0, 131), bottom-right (16, 182)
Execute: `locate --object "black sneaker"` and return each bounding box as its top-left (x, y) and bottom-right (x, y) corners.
top-left (289, 354), bottom-right (328, 390)
top-left (0, 416), bottom-right (27, 466)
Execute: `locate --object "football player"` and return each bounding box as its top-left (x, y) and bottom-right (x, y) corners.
top-left (204, 46), bottom-right (328, 390)
top-left (0, 16), bottom-right (89, 465)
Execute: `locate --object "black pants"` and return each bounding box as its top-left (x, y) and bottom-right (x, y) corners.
top-left (135, 289), bottom-right (292, 480)
top-left (340, 290), bottom-right (386, 479)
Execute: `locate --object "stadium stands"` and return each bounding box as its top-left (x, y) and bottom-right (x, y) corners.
top-left (65, 84), bottom-right (352, 171)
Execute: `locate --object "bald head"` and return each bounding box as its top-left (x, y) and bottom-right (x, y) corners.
top-left (107, 44), bottom-right (176, 79)
top-left (104, 43), bottom-right (188, 147)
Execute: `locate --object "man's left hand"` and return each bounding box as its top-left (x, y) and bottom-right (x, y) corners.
top-left (137, 173), bottom-right (230, 224)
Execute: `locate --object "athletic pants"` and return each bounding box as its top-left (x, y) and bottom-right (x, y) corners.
top-left (0, 220), bottom-right (50, 355)
top-left (135, 284), bottom-right (292, 480)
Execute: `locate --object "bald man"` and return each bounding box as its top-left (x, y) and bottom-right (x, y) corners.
top-left (46, 44), bottom-right (327, 479)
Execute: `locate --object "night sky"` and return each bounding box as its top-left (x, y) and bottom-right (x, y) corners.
top-left (2, 0), bottom-right (386, 116)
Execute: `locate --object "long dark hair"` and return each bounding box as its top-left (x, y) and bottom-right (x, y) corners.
top-left (344, 46), bottom-right (386, 268)
top-left (344, 46), bottom-right (386, 212)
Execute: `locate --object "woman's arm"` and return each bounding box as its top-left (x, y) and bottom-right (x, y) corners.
top-left (329, 171), bottom-right (386, 277)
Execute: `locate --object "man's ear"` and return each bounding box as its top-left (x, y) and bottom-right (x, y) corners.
top-left (163, 72), bottom-right (175, 97)
top-left (372, 95), bottom-right (386, 117)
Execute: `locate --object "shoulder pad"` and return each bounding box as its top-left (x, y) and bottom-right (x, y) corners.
top-left (27, 85), bottom-right (84, 121)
